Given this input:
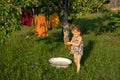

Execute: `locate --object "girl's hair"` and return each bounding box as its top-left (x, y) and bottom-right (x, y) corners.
top-left (70, 24), bottom-right (82, 33)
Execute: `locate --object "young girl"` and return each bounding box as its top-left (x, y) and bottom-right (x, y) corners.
top-left (66, 24), bottom-right (83, 73)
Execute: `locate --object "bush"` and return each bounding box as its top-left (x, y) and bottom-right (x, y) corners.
top-left (109, 10), bottom-right (120, 35)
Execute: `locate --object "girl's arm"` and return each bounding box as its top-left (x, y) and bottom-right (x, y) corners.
top-left (68, 37), bottom-right (82, 46)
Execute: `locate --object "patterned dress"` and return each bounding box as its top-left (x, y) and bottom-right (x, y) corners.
top-left (70, 38), bottom-right (83, 55)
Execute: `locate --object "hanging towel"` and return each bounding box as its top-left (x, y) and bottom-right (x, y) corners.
top-left (34, 15), bottom-right (48, 37)
top-left (50, 13), bottom-right (60, 28)
top-left (21, 7), bottom-right (33, 27)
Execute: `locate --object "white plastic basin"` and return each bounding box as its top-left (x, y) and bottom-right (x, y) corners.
top-left (49, 57), bottom-right (72, 68)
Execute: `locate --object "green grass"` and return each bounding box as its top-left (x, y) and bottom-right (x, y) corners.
top-left (0, 13), bottom-right (120, 80)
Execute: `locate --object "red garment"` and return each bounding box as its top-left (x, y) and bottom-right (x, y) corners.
top-left (21, 11), bottom-right (33, 27)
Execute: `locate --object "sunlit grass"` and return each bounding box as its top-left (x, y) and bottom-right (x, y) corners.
top-left (0, 13), bottom-right (120, 80)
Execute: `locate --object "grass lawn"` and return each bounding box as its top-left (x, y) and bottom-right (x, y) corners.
top-left (0, 13), bottom-right (120, 80)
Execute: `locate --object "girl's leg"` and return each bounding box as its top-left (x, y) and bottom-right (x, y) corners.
top-left (74, 54), bottom-right (82, 73)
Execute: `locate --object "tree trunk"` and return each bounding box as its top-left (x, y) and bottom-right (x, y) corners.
top-left (62, 0), bottom-right (69, 44)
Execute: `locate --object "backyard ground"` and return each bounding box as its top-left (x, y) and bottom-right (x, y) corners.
top-left (0, 13), bottom-right (120, 80)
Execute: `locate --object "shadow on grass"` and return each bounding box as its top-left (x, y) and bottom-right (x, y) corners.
top-left (36, 29), bottom-right (64, 43)
top-left (81, 40), bottom-right (94, 65)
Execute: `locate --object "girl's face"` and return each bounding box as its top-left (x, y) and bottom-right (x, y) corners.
top-left (72, 29), bottom-right (80, 38)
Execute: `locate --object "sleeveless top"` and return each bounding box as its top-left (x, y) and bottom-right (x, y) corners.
top-left (70, 38), bottom-right (83, 55)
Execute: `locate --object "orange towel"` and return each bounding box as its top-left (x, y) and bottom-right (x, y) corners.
top-left (34, 15), bottom-right (48, 37)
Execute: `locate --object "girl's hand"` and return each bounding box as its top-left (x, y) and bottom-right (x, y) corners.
top-left (66, 42), bottom-right (72, 45)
